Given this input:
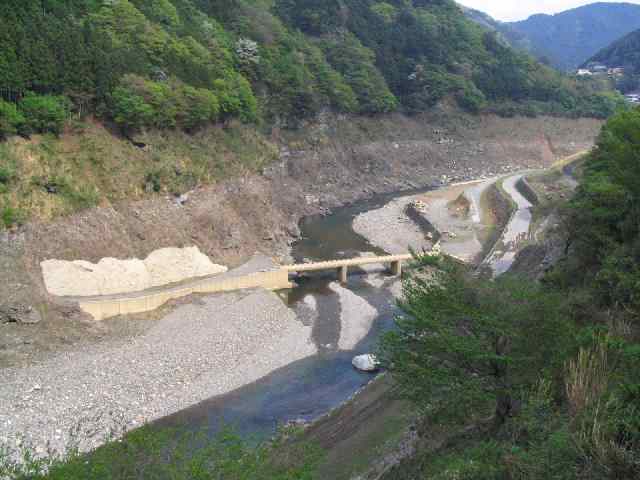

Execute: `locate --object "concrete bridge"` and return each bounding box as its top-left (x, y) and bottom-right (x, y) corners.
top-left (283, 254), bottom-right (412, 283)
top-left (75, 254), bottom-right (414, 321)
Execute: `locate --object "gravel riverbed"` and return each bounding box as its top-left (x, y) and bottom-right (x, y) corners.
top-left (352, 197), bottom-right (432, 254)
top-left (0, 289), bottom-right (316, 457)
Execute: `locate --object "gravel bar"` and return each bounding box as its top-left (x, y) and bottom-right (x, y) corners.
top-left (0, 289), bottom-right (316, 456)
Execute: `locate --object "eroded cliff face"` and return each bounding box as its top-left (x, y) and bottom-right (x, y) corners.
top-left (0, 112), bottom-right (602, 366)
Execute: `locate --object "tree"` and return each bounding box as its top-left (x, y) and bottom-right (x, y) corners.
top-left (380, 259), bottom-right (575, 430)
top-left (0, 100), bottom-right (25, 138)
top-left (560, 108), bottom-right (640, 315)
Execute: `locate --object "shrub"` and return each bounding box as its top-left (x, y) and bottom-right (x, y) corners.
top-left (19, 94), bottom-right (69, 136)
top-left (0, 100), bottom-right (25, 138)
top-left (110, 79), bottom-right (155, 133)
top-left (110, 75), bottom-right (225, 133)
top-left (456, 84), bottom-right (487, 113)
top-left (179, 85), bottom-right (220, 130)
top-left (1, 204), bottom-right (24, 229)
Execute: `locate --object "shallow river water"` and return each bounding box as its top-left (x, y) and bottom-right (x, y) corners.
top-left (156, 191), bottom-right (420, 441)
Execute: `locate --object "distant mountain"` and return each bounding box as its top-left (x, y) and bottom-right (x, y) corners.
top-left (462, 2), bottom-right (640, 71)
top-left (506, 2), bottom-right (640, 71)
top-left (587, 28), bottom-right (640, 72)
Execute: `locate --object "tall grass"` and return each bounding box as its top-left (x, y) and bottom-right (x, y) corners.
top-left (565, 338), bottom-right (609, 417)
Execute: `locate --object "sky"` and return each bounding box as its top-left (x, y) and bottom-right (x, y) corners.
top-left (457, 0), bottom-right (640, 22)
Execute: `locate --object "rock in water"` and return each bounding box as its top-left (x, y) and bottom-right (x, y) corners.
top-left (352, 354), bottom-right (379, 372)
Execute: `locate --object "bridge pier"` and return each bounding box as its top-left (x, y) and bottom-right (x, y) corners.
top-left (338, 265), bottom-right (348, 283)
top-left (390, 260), bottom-right (402, 277)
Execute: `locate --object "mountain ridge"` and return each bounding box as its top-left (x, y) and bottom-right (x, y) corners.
top-left (462, 2), bottom-right (640, 71)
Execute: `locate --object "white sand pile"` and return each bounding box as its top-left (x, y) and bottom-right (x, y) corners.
top-left (41, 246), bottom-right (227, 297)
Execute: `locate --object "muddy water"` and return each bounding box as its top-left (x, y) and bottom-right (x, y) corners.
top-left (157, 192), bottom-right (422, 441)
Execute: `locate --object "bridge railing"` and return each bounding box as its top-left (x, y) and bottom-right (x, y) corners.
top-left (282, 254), bottom-right (413, 272)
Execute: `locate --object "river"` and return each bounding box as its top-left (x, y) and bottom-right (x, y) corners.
top-left (157, 173), bottom-right (535, 441)
top-left (157, 191), bottom-right (416, 440)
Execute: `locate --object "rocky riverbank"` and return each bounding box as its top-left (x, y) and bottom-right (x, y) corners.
top-left (0, 287), bottom-right (317, 457)
top-left (0, 113), bottom-right (601, 368)
top-left (0, 251), bottom-right (406, 460)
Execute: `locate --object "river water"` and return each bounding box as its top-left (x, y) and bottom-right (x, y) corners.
top-left (157, 192), bottom-right (417, 441)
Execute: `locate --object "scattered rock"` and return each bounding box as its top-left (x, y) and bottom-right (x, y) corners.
top-left (352, 354), bottom-right (380, 372)
top-left (0, 304), bottom-right (42, 324)
top-left (175, 193), bottom-right (189, 206)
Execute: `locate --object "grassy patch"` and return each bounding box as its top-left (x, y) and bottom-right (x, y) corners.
top-left (0, 122), bottom-right (278, 223)
top-left (0, 426), bottom-right (322, 480)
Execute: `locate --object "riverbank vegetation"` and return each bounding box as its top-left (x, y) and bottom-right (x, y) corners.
top-left (379, 108), bottom-right (640, 479)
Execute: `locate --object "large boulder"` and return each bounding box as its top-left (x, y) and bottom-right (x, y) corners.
top-left (352, 354), bottom-right (380, 372)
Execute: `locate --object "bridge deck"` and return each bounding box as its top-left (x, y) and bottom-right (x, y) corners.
top-left (283, 254), bottom-right (412, 272)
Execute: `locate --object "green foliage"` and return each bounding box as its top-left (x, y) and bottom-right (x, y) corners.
top-left (371, 3), bottom-right (397, 24)
top-left (0, 100), bottom-right (25, 138)
top-left (380, 260), bottom-right (575, 426)
top-left (19, 94), bottom-right (69, 136)
top-left (558, 108), bottom-right (640, 316)
top-left (321, 33), bottom-right (398, 114)
top-left (0, 0), bottom-right (617, 135)
top-left (110, 84), bottom-right (154, 133)
top-left (421, 441), bottom-right (508, 480)
top-left (456, 83), bottom-right (487, 113)
top-left (110, 74), bottom-right (222, 133)
top-left (0, 203), bottom-right (23, 229)
top-left (0, 427), bottom-right (322, 479)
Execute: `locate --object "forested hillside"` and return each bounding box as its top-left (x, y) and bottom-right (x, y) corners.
top-left (589, 27), bottom-right (640, 70)
top-left (0, 0), bottom-right (623, 141)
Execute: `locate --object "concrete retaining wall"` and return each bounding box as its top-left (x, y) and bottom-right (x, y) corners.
top-left (78, 269), bottom-right (292, 321)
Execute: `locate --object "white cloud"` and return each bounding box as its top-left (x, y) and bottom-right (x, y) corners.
top-left (457, 0), bottom-right (640, 22)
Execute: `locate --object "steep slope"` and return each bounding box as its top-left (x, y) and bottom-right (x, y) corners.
top-left (504, 2), bottom-right (640, 71)
top-left (0, 0), bottom-right (623, 231)
top-left (0, 0), bottom-right (619, 136)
